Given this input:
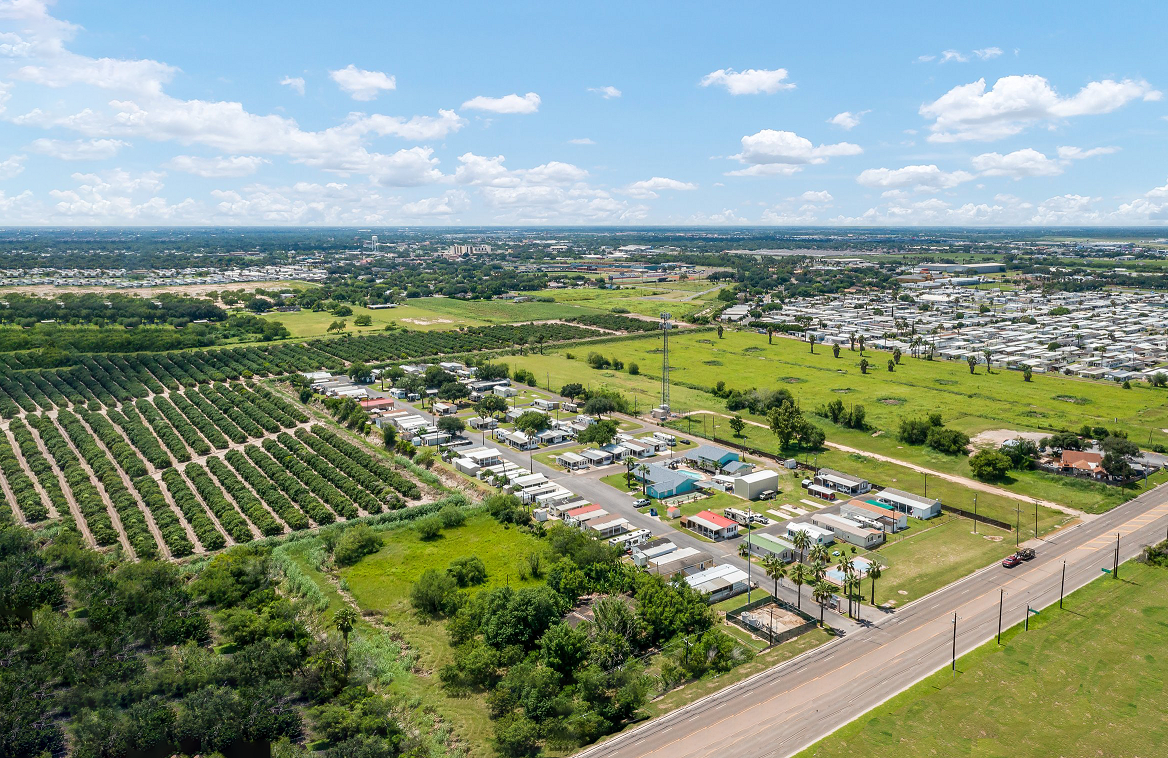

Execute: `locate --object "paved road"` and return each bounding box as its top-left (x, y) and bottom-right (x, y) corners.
top-left (574, 481), bottom-right (1168, 758)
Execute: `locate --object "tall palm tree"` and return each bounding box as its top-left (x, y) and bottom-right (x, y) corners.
top-left (813, 580), bottom-right (834, 626)
top-left (868, 564), bottom-right (882, 606)
top-left (809, 543), bottom-right (829, 565)
top-left (333, 607), bottom-right (359, 677)
top-left (738, 541), bottom-right (751, 559)
top-left (624, 455), bottom-right (636, 488)
top-left (811, 558), bottom-right (828, 584)
top-left (762, 554), bottom-right (786, 599)
top-left (837, 556), bottom-right (853, 617)
top-left (636, 463), bottom-right (650, 495)
top-left (791, 530), bottom-right (811, 564)
top-left (790, 563), bottom-right (812, 609)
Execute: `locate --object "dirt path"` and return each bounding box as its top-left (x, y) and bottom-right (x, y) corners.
top-left (72, 412), bottom-right (173, 561)
top-left (25, 419), bottom-right (99, 548)
top-left (671, 410), bottom-right (1087, 518)
top-left (48, 414), bottom-right (136, 559)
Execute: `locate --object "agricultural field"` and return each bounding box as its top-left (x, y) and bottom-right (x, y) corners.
top-left (0, 378), bottom-right (430, 559)
top-left (796, 560), bottom-right (1168, 758)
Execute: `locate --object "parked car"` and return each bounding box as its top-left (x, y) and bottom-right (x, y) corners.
top-left (1002, 554), bottom-right (1021, 568)
top-left (1016, 547), bottom-right (1036, 561)
top-left (633, 498), bottom-right (651, 508)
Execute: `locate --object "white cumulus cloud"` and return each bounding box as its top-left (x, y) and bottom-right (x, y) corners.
top-left (622, 177), bottom-right (698, 199)
top-left (280, 76), bottom-right (305, 95)
top-left (921, 74), bottom-right (1162, 142)
top-left (166, 155), bottom-right (269, 178)
top-left (699, 68), bottom-right (794, 95)
top-left (0, 154), bottom-right (25, 179)
top-left (28, 138), bottom-right (128, 160)
top-left (857, 164), bottom-right (976, 190)
top-left (461, 92), bottom-right (541, 114)
top-left (329, 65), bottom-right (396, 100)
top-left (827, 110), bottom-right (869, 130)
top-left (971, 148), bottom-right (1063, 178)
top-left (728, 129), bottom-right (862, 176)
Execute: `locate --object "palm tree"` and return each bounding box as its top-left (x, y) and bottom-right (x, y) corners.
top-left (809, 543), bottom-right (829, 566)
top-left (813, 580), bottom-right (834, 626)
top-left (333, 607), bottom-right (359, 677)
top-left (849, 333), bottom-right (856, 351)
top-left (762, 554), bottom-right (787, 599)
top-left (790, 563), bottom-right (812, 609)
top-left (832, 344), bottom-right (841, 359)
top-left (868, 564), bottom-right (882, 606)
top-left (767, 326), bottom-right (774, 345)
top-left (893, 347), bottom-right (902, 364)
top-left (738, 541), bottom-right (751, 559)
top-left (859, 358), bottom-right (869, 375)
top-left (887, 359), bottom-right (895, 372)
top-left (837, 556), bottom-right (853, 617)
top-left (810, 558), bottom-right (828, 584)
top-left (858, 335), bottom-right (866, 355)
top-left (636, 463), bottom-right (650, 495)
top-left (791, 530), bottom-right (811, 564)
top-left (967, 355), bottom-right (977, 374)
top-left (983, 349), bottom-right (993, 373)
top-left (808, 333), bottom-right (815, 354)
top-left (624, 455), bottom-right (636, 488)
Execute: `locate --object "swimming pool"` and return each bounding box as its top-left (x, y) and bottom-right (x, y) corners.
top-left (825, 557), bottom-right (873, 584)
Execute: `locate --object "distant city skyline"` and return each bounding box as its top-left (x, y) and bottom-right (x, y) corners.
top-left (0, 1), bottom-right (1166, 225)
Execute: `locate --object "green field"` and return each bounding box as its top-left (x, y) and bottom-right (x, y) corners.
top-left (286, 515), bottom-right (548, 758)
top-left (507, 330), bottom-right (1168, 512)
top-left (796, 561), bottom-right (1168, 758)
top-left (857, 516), bottom-right (1015, 606)
top-left (530, 283), bottom-right (725, 320)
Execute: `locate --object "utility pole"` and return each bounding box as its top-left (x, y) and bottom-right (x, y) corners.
top-left (973, 492), bottom-right (978, 534)
top-left (1035, 499), bottom-right (1039, 539)
top-left (951, 613), bottom-right (958, 673)
top-left (997, 589), bottom-right (1004, 644)
top-left (1114, 533), bottom-right (1120, 579)
top-left (923, 473), bottom-right (927, 498)
top-left (1059, 561), bottom-right (1066, 609)
top-left (1015, 506), bottom-right (1021, 547)
top-left (1025, 605), bottom-right (1031, 631)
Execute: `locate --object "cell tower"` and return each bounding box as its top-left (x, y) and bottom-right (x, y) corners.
top-left (660, 312), bottom-right (672, 414)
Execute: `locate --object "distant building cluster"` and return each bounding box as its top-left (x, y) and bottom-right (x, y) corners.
top-left (758, 287), bottom-right (1168, 382)
top-left (0, 264), bottom-right (326, 288)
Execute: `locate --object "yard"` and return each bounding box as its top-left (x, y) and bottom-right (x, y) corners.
top-left (855, 516), bottom-right (1016, 606)
top-left (796, 561), bottom-right (1168, 758)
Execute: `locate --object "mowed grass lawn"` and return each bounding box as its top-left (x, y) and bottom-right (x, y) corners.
top-left (532, 283), bottom-right (724, 320)
top-left (858, 516), bottom-right (1015, 607)
top-left (796, 561), bottom-right (1168, 758)
top-left (506, 334), bottom-right (1167, 513)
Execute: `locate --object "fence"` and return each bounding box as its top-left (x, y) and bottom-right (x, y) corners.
top-left (726, 595), bottom-right (819, 646)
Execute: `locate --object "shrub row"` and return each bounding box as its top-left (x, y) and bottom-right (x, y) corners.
top-left (128, 473), bottom-right (195, 558)
top-left (170, 393), bottom-right (231, 448)
top-left (57, 410), bottom-right (158, 560)
top-left (310, 426), bottom-right (421, 500)
top-left (27, 414), bottom-right (118, 546)
top-left (108, 405), bottom-right (173, 470)
top-left (223, 449), bottom-right (311, 531)
top-left (184, 463), bottom-right (254, 544)
top-left (261, 437), bottom-right (358, 519)
top-left (277, 431), bottom-right (383, 514)
top-left (0, 429), bottom-right (49, 522)
top-left (243, 445), bottom-right (336, 525)
top-left (74, 408), bottom-right (150, 479)
top-left (160, 468), bottom-right (226, 551)
top-left (205, 457), bottom-right (286, 536)
top-left (8, 418), bottom-right (70, 522)
top-left (135, 397), bottom-right (194, 462)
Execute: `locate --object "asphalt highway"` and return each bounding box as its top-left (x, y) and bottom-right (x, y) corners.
top-left (574, 481), bottom-right (1168, 758)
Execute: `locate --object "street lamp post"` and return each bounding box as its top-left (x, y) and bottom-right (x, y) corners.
top-left (1060, 561), bottom-right (1066, 609)
top-left (1114, 533), bottom-right (1120, 579)
top-left (973, 492), bottom-right (978, 534)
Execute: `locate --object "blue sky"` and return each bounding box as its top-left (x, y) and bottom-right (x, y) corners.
top-left (0, 0), bottom-right (1166, 225)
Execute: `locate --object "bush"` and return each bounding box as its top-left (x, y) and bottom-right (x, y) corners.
top-left (438, 504), bottom-right (466, 528)
top-left (334, 524), bottom-right (383, 566)
top-left (447, 556), bottom-right (488, 587)
top-left (415, 514), bottom-right (444, 540)
top-left (414, 448), bottom-right (435, 468)
top-left (628, 362), bottom-right (639, 375)
top-left (410, 569), bottom-right (460, 616)
top-left (925, 426), bottom-right (970, 455)
top-left (969, 449), bottom-right (1011, 481)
